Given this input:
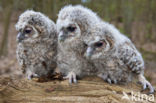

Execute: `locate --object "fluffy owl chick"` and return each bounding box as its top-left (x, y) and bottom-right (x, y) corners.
top-left (57, 5), bottom-right (101, 83)
top-left (84, 22), bottom-right (154, 93)
top-left (15, 10), bottom-right (57, 80)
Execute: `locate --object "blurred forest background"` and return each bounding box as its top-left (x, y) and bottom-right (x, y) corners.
top-left (0, 0), bottom-right (156, 84)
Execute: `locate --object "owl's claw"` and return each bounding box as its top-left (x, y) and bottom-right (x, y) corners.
top-left (98, 73), bottom-right (117, 84)
top-left (27, 71), bottom-right (39, 80)
top-left (27, 75), bottom-right (32, 80)
top-left (143, 83), bottom-right (147, 90)
top-left (138, 74), bottom-right (155, 94)
top-left (107, 78), bottom-right (112, 84)
top-left (106, 78), bottom-right (117, 84)
top-left (63, 72), bottom-right (77, 84)
top-left (140, 80), bottom-right (155, 94)
top-left (113, 79), bottom-right (117, 84)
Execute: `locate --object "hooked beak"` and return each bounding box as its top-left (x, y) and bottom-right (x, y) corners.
top-left (58, 32), bottom-right (67, 42)
top-left (86, 47), bottom-right (94, 59)
top-left (17, 32), bottom-right (25, 43)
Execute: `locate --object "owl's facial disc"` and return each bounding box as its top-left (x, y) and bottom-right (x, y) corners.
top-left (58, 23), bottom-right (79, 42)
top-left (86, 40), bottom-right (105, 58)
top-left (17, 26), bottom-right (36, 43)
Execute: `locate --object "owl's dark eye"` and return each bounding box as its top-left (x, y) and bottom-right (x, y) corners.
top-left (25, 30), bottom-right (31, 34)
top-left (94, 42), bottom-right (103, 48)
top-left (67, 26), bottom-right (76, 32)
top-left (24, 28), bottom-right (32, 34)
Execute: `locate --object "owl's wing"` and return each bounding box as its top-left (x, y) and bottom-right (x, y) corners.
top-left (118, 42), bottom-right (144, 74)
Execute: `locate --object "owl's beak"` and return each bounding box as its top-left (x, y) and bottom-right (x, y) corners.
top-left (86, 47), bottom-right (94, 59)
top-left (58, 32), bottom-right (67, 42)
top-left (17, 32), bottom-right (25, 43)
top-left (59, 36), bottom-right (65, 42)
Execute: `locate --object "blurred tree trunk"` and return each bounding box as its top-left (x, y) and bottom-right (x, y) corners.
top-left (52, 0), bottom-right (57, 21)
top-left (0, 1), bottom-right (13, 57)
top-left (122, 0), bottom-right (133, 38)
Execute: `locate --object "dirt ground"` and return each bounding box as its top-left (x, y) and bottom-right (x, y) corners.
top-left (0, 13), bottom-right (156, 103)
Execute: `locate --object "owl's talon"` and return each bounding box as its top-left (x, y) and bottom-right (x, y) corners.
top-left (27, 71), bottom-right (33, 80)
top-left (138, 74), bottom-right (155, 94)
top-left (147, 90), bottom-right (155, 95)
top-left (27, 72), bottom-right (39, 80)
top-left (33, 74), bottom-right (39, 78)
top-left (73, 76), bottom-right (77, 83)
top-left (98, 74), bottom-right (118, 84)
top-left (107, 78), bottom-right (112, 84)
top-left (64, 72), bottom-right (77, 84)
top-left (106, 78), bottom-right (117, 84)
top-left (141, 86), bottom-right (147, 92)
top-left (27, 77), bottom-right (31, 80)
top-left (27, 75), bottom-right (32, 80)
top-left (113, 79), bottom-right (117, 84)
top-left (143, 83), bottom-right (147, 90)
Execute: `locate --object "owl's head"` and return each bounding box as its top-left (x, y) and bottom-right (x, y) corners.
top-left (84, 24), bottom-right (115, 60)
top-left (15, 10), bottom-right (56, 43)
top-left (57, 5), bottom-right (101, 43)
